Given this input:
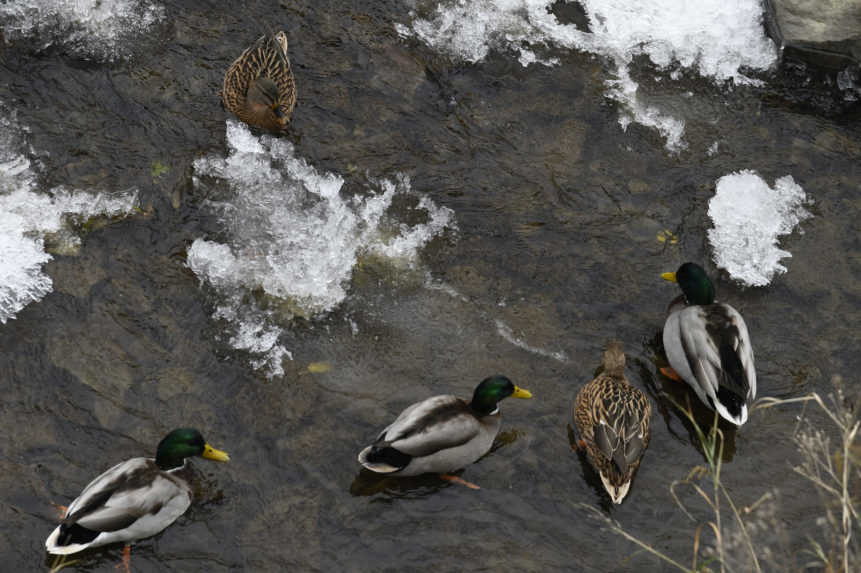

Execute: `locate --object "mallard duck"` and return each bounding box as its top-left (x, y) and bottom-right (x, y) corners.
top-left (661, 262), bottom-right (756, 425)
top-left (221, 31), bottom-right (297, 133)
top-left (358, 376), bottom-right (532, 487)
top-left (45, 428), bottom-right (229, 564)
top-left (573, 341), bottom-right (651, 504)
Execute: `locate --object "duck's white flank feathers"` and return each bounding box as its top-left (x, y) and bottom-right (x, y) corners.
top-left (360, 393), bottom-right (503, 477)
top-left (45, 457), bottom-right (192, 555)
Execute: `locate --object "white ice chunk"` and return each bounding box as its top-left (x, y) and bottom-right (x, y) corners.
top-left (607, 63), bottom-right (687, 152)
top-left (0, 109), bottom-right (138, 323)
top-left (707, 170), bottom-right (812, 287)
top-left (397, 0), bottom-right (776, 151)
top-left (188, 121), bottom-right (456, 376)
top-left (580, 0), bottom-right (776, 84)
top-left (0, 0), bottom-right (165, 61)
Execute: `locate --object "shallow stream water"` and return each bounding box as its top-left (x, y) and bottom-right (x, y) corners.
top-left (0, 1), bottom-right (858, 572)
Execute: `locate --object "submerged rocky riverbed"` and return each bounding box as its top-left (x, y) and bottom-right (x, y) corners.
top-left (0, 1), bottom-right (858, 572)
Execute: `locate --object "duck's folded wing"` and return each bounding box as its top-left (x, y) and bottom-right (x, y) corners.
top-left (593, 390), bottom-right (650, 475)
top-left (679, 305), bottom-right (754, 404)
top-left (723, 304), bottom-right (756, 399)
top-left (381, 395), bottom-right (481, 457)
top-left (622, 395), bottom-right (651, 466)
top-left (65, 458), bottom-right (147, 517)
top-left (64, 459), bottom-right (184, 532)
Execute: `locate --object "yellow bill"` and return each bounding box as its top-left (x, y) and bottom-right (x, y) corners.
top-left (661, 272), bottom-right (677, 283)
top-left (512, 386), bottom-right (533, 399)
top-left (202, 444), bottom-right (230, 462)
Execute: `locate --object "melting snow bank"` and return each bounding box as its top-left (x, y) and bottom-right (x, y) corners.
top-left (0, 109), bottom-right (138, 323)
top-left (0, 0), bottom-right (165, 61)
top-left (187, 121), bottom-right (456, 377)
top-left (708, 170), bottom-right (812, 287)
top-left (396, 0), bottom-right (776, 151)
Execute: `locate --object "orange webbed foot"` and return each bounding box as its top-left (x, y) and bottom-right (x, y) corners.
top-left (660, 366), bottom-right (682, 382)
top-left (114, 546), bottom-right (131, 573)
top-left (440, 474), bottom-right (481, 490)
top-left (50, 502), bottom-right (68, 521)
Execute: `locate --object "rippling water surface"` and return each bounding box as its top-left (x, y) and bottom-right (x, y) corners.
top-left (0, 1), bottom-right (858, 571)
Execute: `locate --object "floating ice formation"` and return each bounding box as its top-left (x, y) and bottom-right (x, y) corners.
top-left (708, 170), bottom-right (812, 287)
top-left (396, 0), bottom-right (777, 151)
top-left (0, 0), bottom-right (165, 61)
top-left (187, 121), bottom-right (455, 377)
top-left (0, 109), bottom-right (138, 323)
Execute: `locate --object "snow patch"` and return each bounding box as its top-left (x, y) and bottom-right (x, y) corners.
top-left (0, 108), bottom-right (138, 323)
top-left (708, 170), bottom-right (812, 287)
top-left (397, 0), bottom-right (776, 151)
top-left (0, 0), bottom-right (165, 61)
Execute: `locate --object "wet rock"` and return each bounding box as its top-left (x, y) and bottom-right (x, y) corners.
top-left (627, 216), bottom-right (667, 245)
top-left (813, 128), bottom-right (861, 156)
top-left (368, 44), bottom-right (426, 99)
top-left (239, 485), bottom-right (321, 570)
top-left (47, 334), bottom-right (136, 395)
top-left (48, 252), bottom-right (108, 297)
top-left (627, 179), bottom-right (650, 194)
top-left (769, 0), bottom-right (861, 44)
top-left (765, 0), bottom-right (861, 69)
top-left (446, 263), bottom-right (510, 300)
top-left (155, 366), bottom-right (198, 401)
top-left (548, 0), bottom-right (590, 31)
top-left (789, 137), bottom-right (814, 170)
top-left (496, 295), bottom-right (568, 363)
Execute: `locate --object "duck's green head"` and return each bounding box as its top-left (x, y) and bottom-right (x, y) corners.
top-left (155, 428), bottom-right (230, 470)
top-left (470, 375), bottom-right (532, 415)
top-left (662, 262), bottom-right (715, 305)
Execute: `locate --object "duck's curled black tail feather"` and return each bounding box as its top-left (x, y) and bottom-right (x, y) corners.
top-left (358, 445), bottom-right (411, 473)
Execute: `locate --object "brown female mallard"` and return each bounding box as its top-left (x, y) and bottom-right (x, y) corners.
top-left (221, 31), bottom-right (297, 133)
top-left (573, 341), bottom-right (651, 504)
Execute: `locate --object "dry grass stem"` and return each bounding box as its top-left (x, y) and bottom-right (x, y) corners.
top-left (578, 503), bottom-right (695, 573)
top-left (755, 386), bottom-right (858, 571)
top-left (584, 379), bottom-right (856, 573)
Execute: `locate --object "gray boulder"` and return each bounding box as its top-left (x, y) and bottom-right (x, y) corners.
top-left (765, 0), bottom-right (861, 69)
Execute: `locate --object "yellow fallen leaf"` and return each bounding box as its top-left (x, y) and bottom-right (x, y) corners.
top-left (657, 229), bottom-right (678, 244)
top-left (307, 362), bottom-right (331, 373)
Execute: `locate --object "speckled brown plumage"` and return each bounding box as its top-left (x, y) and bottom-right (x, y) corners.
top-left (221, 31), bottom-right (297, 133)
top-left (573, 341), bottom-right (651, 504)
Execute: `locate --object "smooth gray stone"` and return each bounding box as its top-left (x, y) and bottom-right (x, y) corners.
top-left (764, 0), bottom-right (861, 69)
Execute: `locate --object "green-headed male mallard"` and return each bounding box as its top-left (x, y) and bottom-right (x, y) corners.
top-left (221, 31), bottom-right (297, 133)
top-left (661, 262), bottom-right (757, 425)
top-left (573, 341), bottom-right (651, 504)
top-left (358, 376), bottom-right (532, 488)
top-left (45, 429), bottom-right (229, 569)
